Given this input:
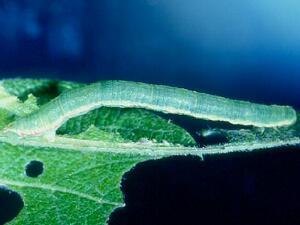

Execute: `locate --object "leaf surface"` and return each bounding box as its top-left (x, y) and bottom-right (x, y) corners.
top-left (0, 78), bottom-right (299, 225)
top-left (0, 142), bottom-right (154, 224)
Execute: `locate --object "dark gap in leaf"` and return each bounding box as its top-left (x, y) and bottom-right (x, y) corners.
top-left (108, 207), bottom-right (130, 225)
top-left (25, 160), bottom-right (44, 178)
top-left (0, 186), bottom-right (24, 225)
top-left (35, 82), bottom-right (61, 105)
top-left (155, 112), bottom-right (248, 147)
top-left (109, 146), bottom-right (300, 225)
top-left (197, 128), bottom-right (228, 147)
top-left (14, 81), bottom-right (59, 103)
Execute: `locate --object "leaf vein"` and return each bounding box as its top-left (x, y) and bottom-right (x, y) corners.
top-left (0, 179), bottom-right (122, 207)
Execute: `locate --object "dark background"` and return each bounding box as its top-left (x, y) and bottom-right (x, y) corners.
top-left (0, 0), bottom-right (299, 108)
top-left (0, 0), bottom-right (299, 224)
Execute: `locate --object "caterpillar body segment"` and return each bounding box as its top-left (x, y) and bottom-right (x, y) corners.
top-left (7, 80), bottom-right (297, 137)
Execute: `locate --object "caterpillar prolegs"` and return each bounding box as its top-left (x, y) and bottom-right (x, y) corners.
top-left (6, 80), bottom-right (297, 138)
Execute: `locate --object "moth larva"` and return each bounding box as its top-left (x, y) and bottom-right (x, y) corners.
top-left (7, 80), bottom-right (297, 137)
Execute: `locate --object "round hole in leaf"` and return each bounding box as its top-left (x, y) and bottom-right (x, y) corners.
top-left (25, 160), bottom-right (44, 178)
top-left (0, 186), bottom-right (24, 224)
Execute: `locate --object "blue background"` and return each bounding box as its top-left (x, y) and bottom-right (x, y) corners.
top-left (0, 0), bottom-right (299, 108)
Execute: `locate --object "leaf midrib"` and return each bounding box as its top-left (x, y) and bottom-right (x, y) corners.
top-left (0, 132), bottom-right (299, 157)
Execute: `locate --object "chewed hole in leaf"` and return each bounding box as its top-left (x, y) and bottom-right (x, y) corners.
top-left (25, 160), bottom-right (44, 178)
top-left (197, 128), bottom-right (228, 146)
top-left (109, 156), bottom-right (205, 225)
top-left (0, 186), bottom-right (24, 225)
top-left (108, 207), bottom-right (130, 225)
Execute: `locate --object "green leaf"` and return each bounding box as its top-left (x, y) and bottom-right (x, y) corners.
top-left (63, 125), bottom-right (126, 143)
top-left (0, 109), bottom-right (14, 130)
top-left (0, 78), bottom-right (198, 224)
top-left (58, 107), bottom-right (197, 146)
top-left (0, 84), bottom-right (38, 117)
top-left (0, 142), bottom-right (154, 224)
top-left (0, 78), bottom-right (299, 225)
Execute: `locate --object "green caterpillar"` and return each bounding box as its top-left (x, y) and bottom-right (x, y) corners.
top-left (6, 80), bottom-right (297, 138)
